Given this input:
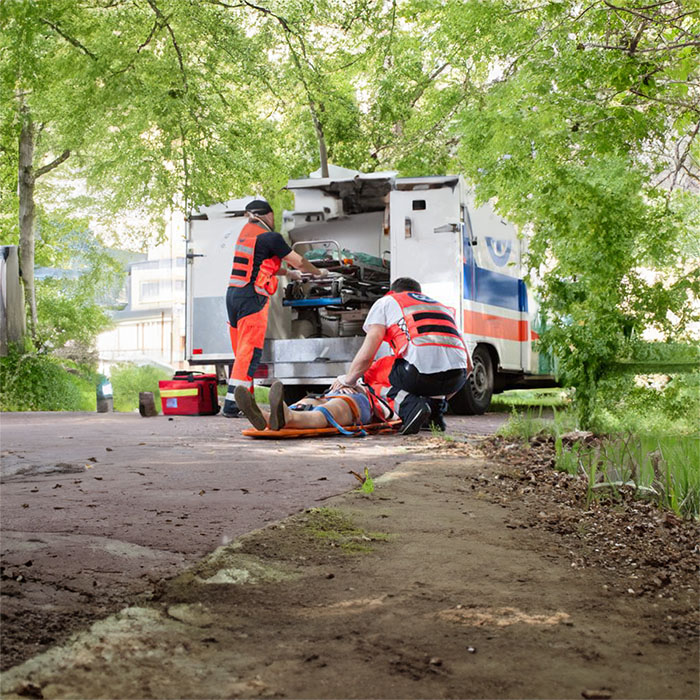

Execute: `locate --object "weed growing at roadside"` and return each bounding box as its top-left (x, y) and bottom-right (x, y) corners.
top-left (428, 423), bottom-right (456, 442)
top-left (554, 433), bottom-right (699, 519)
top-left (498, 406), bottom-right (578, 442)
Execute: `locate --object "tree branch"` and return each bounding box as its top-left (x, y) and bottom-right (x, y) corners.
top-left (35, 150), bottom-right (71, 179)
top-left (40, 18), bottom-right (97, 60)
top-left (146, 0), bottom-right (188, 92)
top-left (138, 19), bottom-right (161, 53)
top-left (670, 119), bottom-right (700, 190)
top-left (584, 40), bottom-right (700, 52)
top-left (629, 88), bottom-right (700, 111)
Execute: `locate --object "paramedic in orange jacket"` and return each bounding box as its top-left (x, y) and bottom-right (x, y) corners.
top-left (329, 277), bottom-right (472, 434)
top-left (223, 199), bottom-right (327, 417)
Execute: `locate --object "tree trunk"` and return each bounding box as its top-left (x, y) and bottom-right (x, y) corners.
top-left (312, 111), bottom-right (329, 178)
top-left (18, 113), bottom-right (37, 338)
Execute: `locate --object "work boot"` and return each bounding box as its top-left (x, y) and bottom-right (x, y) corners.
top-left (221, 398), bottom-right (241, 418)
top-left (399, 400), bottom-right (431, 435)
top-left (421, 399), bottom-right (447, 432)
top-left (234, 386), bottom-right (267, 430)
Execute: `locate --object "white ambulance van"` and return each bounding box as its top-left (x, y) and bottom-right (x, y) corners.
top-left (185, 168), bottom-right (555, 413)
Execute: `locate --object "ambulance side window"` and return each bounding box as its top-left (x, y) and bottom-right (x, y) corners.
top-left (412, 200), bottom-right (426, 211)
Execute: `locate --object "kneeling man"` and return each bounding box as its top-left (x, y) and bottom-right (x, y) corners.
top-left (329, 277), bottom-right (471, 434)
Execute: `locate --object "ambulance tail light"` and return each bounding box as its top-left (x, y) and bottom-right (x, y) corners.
top-left (192, 348), bottom-right (203, 355)
top-left (253, 363), bottom-right (269, 379)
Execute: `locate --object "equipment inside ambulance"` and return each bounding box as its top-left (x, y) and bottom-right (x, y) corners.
top-left (185, 167), bottom-right (556, 414)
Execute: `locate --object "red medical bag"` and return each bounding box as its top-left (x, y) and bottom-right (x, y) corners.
top-left (158, 371), bottom-right (220, 416)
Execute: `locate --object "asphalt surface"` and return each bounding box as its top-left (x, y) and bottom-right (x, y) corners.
top-left (0, 410), bottom-right (507, 669)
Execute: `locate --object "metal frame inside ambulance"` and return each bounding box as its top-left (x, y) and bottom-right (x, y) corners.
top-left (185, 171), bottom-right (555, 414)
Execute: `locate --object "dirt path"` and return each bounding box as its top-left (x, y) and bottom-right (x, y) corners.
top-left (1, 434), bottom-right (697, 699)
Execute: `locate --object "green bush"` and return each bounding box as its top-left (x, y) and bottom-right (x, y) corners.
top-left (110, 363), bottom-right (172, 413)
top-left (0, 347), bottom-right (97, 411)
top-left (592, 372), bottom-right (700, 435)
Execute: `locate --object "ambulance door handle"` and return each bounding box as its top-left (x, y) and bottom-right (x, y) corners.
top-left (433, 223), bottom-right (459, 234)
top-left (186, 252), bottom-right (205, 259)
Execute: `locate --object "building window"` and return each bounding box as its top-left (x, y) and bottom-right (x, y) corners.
top-left (140, 281), bottom-right (160, 300)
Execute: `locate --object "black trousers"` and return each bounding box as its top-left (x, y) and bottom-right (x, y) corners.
top-left (387, 359), bottom-right (467, 423)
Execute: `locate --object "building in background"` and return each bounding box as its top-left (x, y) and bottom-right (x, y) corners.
top-left (96, 214), bottom-right (188, 375)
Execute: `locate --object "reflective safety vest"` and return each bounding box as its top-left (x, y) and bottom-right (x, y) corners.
top-left (363, 355), bottom-right (396, 411)
top-left (384, 291), bottom-right (468, 358)
top-left (228, 222), bottom-right (281, 297)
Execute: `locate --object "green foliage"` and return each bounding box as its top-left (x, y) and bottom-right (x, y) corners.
top-left (592, 372), bottom-right (700, 435)
top-left (0, 347), bottom-right (96, 411)
top-left (558, 433), bottom-right (700, 519)
top-left (497, 406), bottom-right (578, 442)
top-left (109, 362), bottom-right (171, 413)
top-left (33, 215), bottom-right (124, 358)
top-left (35, 279), bottom-right (112, 354)
top-left (1, 0), bottom-right (697, 425)
top-left (444, 0), bottom-right (700, 426)
top-left (491, 388), bottom-right (571, 409)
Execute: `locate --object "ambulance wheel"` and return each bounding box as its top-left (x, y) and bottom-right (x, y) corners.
top-left (449, 346), bottom-right (494, 415)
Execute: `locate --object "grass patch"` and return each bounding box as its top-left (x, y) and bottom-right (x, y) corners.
top-left (498, 403), bottom-right (699, 519)
top-left (555, 433), bottom-right (700, 520)
top-left (302, 507), bottom-right (389, 553)
top-left (497, 406), bottom-right (578, 442)
top-left (491, 388), bottom-right (570, 410)
top-left (217, 384), bottom-right (270, 405)
top-left (110, 362), bottom-right (171, 413)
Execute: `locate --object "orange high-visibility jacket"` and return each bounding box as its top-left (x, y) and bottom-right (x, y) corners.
top-left (228, 222), bottom-right (281, 297)
top-left (383, 291), bottom-right (468, 357)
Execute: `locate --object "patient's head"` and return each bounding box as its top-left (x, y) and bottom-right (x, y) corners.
top-left (390, 277), bottom-right (421, 293)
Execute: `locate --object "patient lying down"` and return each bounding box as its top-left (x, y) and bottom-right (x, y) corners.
top-left (234, 381), bottom-right (395, 432)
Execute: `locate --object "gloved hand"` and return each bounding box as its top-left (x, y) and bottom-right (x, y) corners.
top-left (286, 269), bottom-right (303, 281)
top-left (315, 267), bottom-right (330, 278)
top-left (330, 374), bottom-right (357, 392)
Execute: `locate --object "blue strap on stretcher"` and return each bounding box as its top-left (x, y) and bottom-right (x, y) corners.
top-left (313, 405), bottom-right (367, 437)
top-left (282, 297), bottom-right (343, 307)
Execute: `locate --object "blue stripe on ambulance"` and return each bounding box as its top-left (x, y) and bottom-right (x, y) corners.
top-left (463, 245), bottom-right (528, 313)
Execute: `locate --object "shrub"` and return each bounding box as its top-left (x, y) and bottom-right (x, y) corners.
top-left (110, 363), bottom-right (172, 413)
top-left (592, 371), bottom-right (700, 435)
top-left (0, 347), bottom-right (96, 411)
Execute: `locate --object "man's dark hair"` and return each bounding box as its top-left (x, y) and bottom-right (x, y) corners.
top-left (390, 277), bottom-right (421, 293)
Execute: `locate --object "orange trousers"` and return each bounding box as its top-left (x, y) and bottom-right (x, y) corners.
top-left (228, 302), bottom-right (269, 392)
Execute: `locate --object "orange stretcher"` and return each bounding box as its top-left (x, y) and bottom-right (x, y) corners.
top-left (242, 420), bottom-right (401, 439)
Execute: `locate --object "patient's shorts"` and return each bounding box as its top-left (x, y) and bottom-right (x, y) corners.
top-left (325, 392), bottom-right (372, 424)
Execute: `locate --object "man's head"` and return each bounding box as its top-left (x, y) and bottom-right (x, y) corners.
top-left (390, 277), bottom-right (421, 293)
top-left (245, 199), bottom-right (274, 229)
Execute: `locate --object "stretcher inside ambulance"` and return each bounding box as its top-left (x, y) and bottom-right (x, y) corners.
top-left (185, 167), bottom-right (556, 414)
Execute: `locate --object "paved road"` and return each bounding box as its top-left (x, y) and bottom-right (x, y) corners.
top-left (0, 410), bottom-right (506, 668)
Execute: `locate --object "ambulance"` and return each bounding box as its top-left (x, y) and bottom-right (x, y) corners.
top-left (185, 167), bottom-right (555, 413)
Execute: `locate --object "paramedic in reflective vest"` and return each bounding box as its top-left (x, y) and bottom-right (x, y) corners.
top-left (329, 277), bottom-right (471, 434)
top-left (223, 199), bottom-right (328, 417)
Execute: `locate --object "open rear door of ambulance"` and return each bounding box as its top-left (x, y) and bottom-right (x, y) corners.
top-left (390, 176), bottom-right (464, 316)
top-left (186, 199), bottom-right (252, 367)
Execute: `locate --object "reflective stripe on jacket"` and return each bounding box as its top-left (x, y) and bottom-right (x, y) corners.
top-left (228, 222), bottom-right (281, 297)
top-left (384, 291), bottom-right (467, 357)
